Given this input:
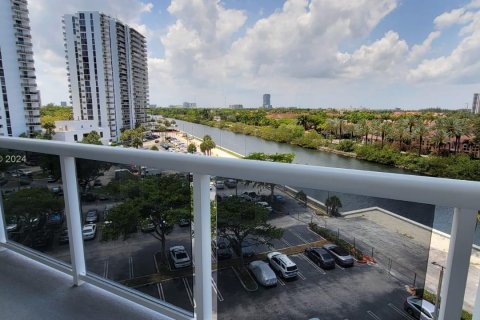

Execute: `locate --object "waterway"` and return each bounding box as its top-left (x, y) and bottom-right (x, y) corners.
top-left (175, 120), bottom-right (478, 244)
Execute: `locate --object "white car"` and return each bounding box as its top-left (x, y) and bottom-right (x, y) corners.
top-left (249, 260), bottom-right (277, 287)
top-left (267, 251), bottom-right (298, 278)
top-left (82, 224), bottom-right (97, 240)
top-left (169, 245), bottom-right (192, 268)
top-left (256, 201), bottom-right (273, 213)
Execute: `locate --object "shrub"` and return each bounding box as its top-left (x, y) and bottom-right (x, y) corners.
top-left (337, 140), bottom-right (355, 152)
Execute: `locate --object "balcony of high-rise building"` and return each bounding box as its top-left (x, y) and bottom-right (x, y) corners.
top-left (0, 137), bottom-right (479, 320)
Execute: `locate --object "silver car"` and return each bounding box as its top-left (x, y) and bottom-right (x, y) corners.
top-left (404, 296), bottom-right (435, 320)
top-left (323, 243), bottom-right (354, 267)
top-left (248, 260), bottom-right (277, 287)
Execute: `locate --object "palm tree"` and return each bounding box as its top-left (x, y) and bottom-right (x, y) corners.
top-left (430, 129), bottom-right (447, 155)
top-left (413, 121), bottom-right (429, 155)
top-left (325, 195), bottom-right (342, 217)
top-left (379, 121), bottom-right (392, 148)
top-left (355, 119), bottom-right (370, 145)
top-left (441, 118), bottom-right (469, 154)
top-left (297, 115), bottom-right (310, 131)
top-left (390, 119), bottom-right (409, 150)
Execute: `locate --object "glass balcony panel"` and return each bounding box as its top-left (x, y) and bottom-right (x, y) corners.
top-left (75, 158), bottom-right (194, 315)
top-left (212, 174), bottom-right (436, 320)
top-left (0, 149), bottom-right (70, 265)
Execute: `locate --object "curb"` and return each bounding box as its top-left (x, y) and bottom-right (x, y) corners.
top-left (231, 266), bottom-right (258, 292)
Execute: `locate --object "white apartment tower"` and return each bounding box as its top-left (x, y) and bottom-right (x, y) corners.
top-left (473, 93), bottom-right (479, 114)
top-left (0, 0), bottom-right (41, 137)
top-left (63, 12), bottom-right (149, 140)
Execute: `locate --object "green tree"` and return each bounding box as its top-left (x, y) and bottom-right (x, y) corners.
top-left (102, 175), bottom-right (191, 261)
top-left (325, 195), bottom-right (342, 217)
top-left (413, 122), bottom-right (429, 155)
top-left (187, 143), bottom-right (197, 153)
top-left (217, 196), bottom-right (283, 264)
top-left (81, 131), bottom-right (102, 145)
top-left (120, 126), bottom-right (144, 149)
top-left (355, 119), bottom-right (370, 145)
top-left (295, 190), bottom-right (307, 207)
top-left (200, 135), bottom-right (216, 155)
top-left (42, 122), bottom-right (56, 140)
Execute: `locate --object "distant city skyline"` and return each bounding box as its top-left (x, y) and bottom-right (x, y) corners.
top-left (26, 0), bottom-right (480, 109)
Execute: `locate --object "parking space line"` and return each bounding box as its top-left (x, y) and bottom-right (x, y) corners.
top-left (153, 254), bottom-right (159, 273)
top-left (298, 254), bottom-right (326, 275)
top-left (281, 238), bottom-right (293, 247)
top-left (290, 230), bottom-right (309, 244)
top-left (388, 303), bottom-right (415, 320)
top-left (128, 257), bottom-right (134, 279)
top-left (367, 311), bottom-right (382, 320)
top-left (211, 278), bottom-right (224, 302)
top-left (157, 283), bottom-right (165, 301)
top-left (211, 252), bottom-right (217, 263)
top-left (103, 259), bottom-right (109, 278)
top-left (336, 263), bottom-right (345, 271)
top-left (277, 277), bottom-right (285, 286)
top-left (183, 277), bottom-right (194, 307)
top-left (297, 271), bottom-right (306, 280)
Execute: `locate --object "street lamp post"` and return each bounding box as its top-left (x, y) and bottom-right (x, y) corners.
top-left (432, 261), bottom-right (445, 320)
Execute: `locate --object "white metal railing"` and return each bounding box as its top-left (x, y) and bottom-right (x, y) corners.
top-left (0, 137), bottom-right (479, 320)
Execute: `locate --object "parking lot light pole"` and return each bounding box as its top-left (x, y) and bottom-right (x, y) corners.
top-left (0, 194), bottom-right (7, 250)
top-left (432, 261), bottom-right (445, 320)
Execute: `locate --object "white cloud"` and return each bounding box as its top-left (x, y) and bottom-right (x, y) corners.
top-left (140, 2), bottom-right (154, 13)
top-left (408, 31), bottom-right (441, 62)
top-left (336, 31), bottom-right (408, 79)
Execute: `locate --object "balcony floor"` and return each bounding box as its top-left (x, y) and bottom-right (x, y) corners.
top-left (0, 249), bottom-right (170, 320)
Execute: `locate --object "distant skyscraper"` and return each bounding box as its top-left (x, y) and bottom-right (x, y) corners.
top-left (263, 93), bottom-right (272, 108)
top-left (473, 93), bottom-right (480, 114)
top-left (0, 0), bottom-right (41, 137)
top-left (63, 11), bottom-right (149, 141)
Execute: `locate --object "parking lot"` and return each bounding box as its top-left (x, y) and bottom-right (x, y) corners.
top-left (2, 164), bottom-right (422, 319)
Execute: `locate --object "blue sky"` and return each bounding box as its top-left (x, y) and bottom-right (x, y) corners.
top-left (28, 0), bottom-right (480, 109)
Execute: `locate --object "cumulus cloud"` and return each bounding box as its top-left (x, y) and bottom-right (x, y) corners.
top-left (409, 2), bottom-right (480, 83)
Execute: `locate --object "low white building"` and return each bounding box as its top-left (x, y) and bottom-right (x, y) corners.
top-left (53, 120), bottom-right (111, 145)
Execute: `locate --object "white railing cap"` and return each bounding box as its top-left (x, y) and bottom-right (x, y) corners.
top-left (1, 137), bottom-right (479, 210)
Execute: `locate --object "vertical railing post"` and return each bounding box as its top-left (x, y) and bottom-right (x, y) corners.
top-left (60, 155), bottom-right (86, 286)
top-left (0, 193), bottom-right (7, 249)
top-left (438, 208), bottom-right (477, 320)
top-left (193, 173), bottom-right (212, 320)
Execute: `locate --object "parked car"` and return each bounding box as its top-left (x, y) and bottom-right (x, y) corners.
top-left (404, 296), bottom-right (435, 320)
top-left (249, 260), bottom-right (277, 287)
top-left (140, 218), bottom-right (156, 232)
top-left (5, 217), bottom-right (21, 233)
top-left (267, 251), bottom-right (298, 278)
top-left (85, 209), bottom-right (99, 224)
top-left (179, 218), bottom-right (190, 227)
top-left (47, 175), bottom-right (57, 183)
top-left (32, 230), bottom-right (54, 248)
top-left (93, 179), bottom-right (102, 187)
top-left (46, 212), bottom-right (64, 226)
top-left (304, 247), bottom-right (335, 269)
top-left (51, 186), bottom-right (63, 196)
top-left (215, 180), bottom-right (225, 189)
top-left (212, 237), bottom-right (233, 260)
top-left (58, 228), bottom-right (69, 244)
top-left (272, 194), bottom-right (285, 203)
top-left (169, 245), bottom-right (192, 268)
top-left (81, 193), bottom-right (97, 202)
top-left (240, 191), bottom-right (259, 202)
top-left (323, 243), bottom-right (354, 267)
top-left (241, 239), bottom-right (256, 257)
top-left (82, 224), bottom-right (97, 240)
top-left (255, 201), bottom-right (273, 214)
top-left (225, 179), bottom-right (237, 188)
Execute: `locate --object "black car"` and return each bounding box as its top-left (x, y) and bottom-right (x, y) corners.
top-left (212, 237), bottom-right (232, 260)
top-left (304, 247), bottom-right (335, 269)
top-left (31, 230), bottom-right (54, 248)
top-left (179, 218), bottom-right (190, 227)
top-left (224, 179), bottom-right (237, 188)
top-left (85, 209), bottom-right (99, 223)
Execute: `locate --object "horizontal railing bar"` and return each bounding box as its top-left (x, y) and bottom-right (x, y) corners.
top-left (1, 137), bottom-right (479, 210)
top-left (1, 241), bottom-right (73, 276)
top-left (80, 273), bottom-right (193, 320)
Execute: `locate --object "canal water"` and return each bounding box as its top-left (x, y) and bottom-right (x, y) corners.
top-left (175, 120), bottom-right (478, 244)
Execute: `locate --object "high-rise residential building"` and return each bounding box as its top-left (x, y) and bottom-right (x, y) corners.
top-left (263, 93), bottom-right (272, 108)
top-left (63, 11), bottom-right (149, 141)
top-left (473, 93), bottom-right (479, 114)
top-left (0, 0), bottom-right (41, 137)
